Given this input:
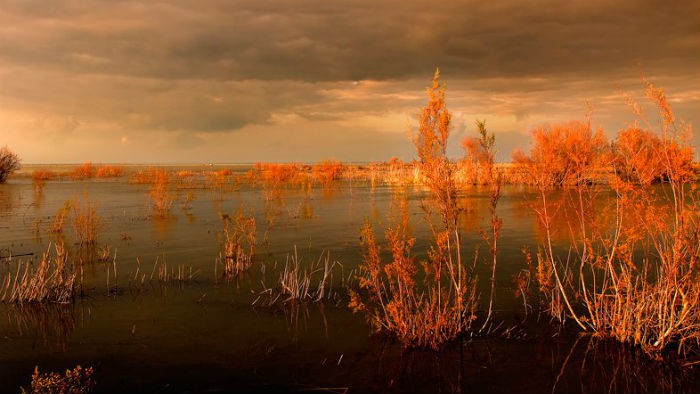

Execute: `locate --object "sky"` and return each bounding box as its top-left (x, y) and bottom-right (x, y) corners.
top-left (0, 0), bottom-right (698, 164)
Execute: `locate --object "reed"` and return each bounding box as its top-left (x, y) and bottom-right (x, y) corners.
top-left (1, 244), bottom-right (76, 304)
top-left (277, 248), bottom-right (338, 303)
top-left (149, 169), bottom-right (173, 217)
top-left (49, 201), bottom-right (72, 234)
top-left (218, 211), bottom-right (256, 277)
top-left (71, 195), bottom-right (100, 246)
top-left (151, 257), bottom-right (199, 285)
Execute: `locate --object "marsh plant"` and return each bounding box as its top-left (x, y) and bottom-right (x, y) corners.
top-left (149, 169), bottom-right (174, 217)
top-left (276, 248), bottom-right (339, 303)
top-left (517, 80), bottom-right (700, 358)
top-left (217, 211), bottom-right (257, 278)
top-left (350, 70), bottom-right (496, 349)
top-left (1, 244), bottom-right (76, 304)
top-left (71, 195), bottom-right (100, 246)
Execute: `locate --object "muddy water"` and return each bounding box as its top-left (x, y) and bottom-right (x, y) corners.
top-left (0, 171), bottom-right (697, 393)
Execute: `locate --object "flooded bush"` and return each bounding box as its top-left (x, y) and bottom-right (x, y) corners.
top-left (521, 80), bottom-right (700, 358)
top-left (351, 70), bottom-right (488, 349)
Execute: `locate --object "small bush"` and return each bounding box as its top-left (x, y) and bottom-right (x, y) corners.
top-left (70, 163), bottom-right (94, 180)
top-left (0, 146), bottom-right (21, 183)
top-left (95, 165), bottom-right (125, 178)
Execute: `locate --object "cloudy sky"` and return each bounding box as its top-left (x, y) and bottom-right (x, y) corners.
top-left (0, 0), bottom-right (698, 163)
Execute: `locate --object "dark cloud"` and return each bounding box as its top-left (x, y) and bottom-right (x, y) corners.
top-left (0, 0), bottom-right (697, 162)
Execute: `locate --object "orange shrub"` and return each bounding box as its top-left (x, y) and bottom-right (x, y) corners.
top-left (129, 167), bottom-right (160, 184)
top-left (71, 162), bottom-right (95, 180)
top-left (312, 160), bottom-right (344, 185)
top-left (460, 120), bottom-right (496, 185)
top-left (95, 165), bottom-right (125, 178)
top-left (32, 169), bottom-right (55, 182)
top-left (612, 127), bottom-right (693, 185)
top-left (150, 169), bottom-right (173, 217)
top-left (512, 121), bottom-right (608, 187)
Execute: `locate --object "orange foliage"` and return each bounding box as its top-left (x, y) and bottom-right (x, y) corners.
top-left (71, 162), bottom-right (95, 180)
top-left (95, 165), bottom-right (125, 178)
top-left (129, 167), bottom-right (160, 184)
top-left (525, 80), bottom-right (700, 357)
top-left (149, 169), bottom-right (173, 217)
top-left (312, 160), bottom-right (344, 185)
top-left (351, 70), bottom-right (481, 349)
top-left (512, 121), bottom-right (608, 187)
top-left (32, 169), bottom-right (55, 182)
top-left (21, 365), bottom-right (95, 394)
top-left (255, 163), bottom-right (302, 185)
top-left (460, 120), bottom-right (496, 185)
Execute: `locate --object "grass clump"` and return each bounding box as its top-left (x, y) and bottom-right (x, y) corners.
top-left (217, 211), bottom-right (256, 278)
top-left (21, 365), bottom-right (95, 394)
top-left (1, 244), bottom-right (76, 304)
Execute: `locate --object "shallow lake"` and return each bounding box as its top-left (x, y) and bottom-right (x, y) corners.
top-left (0, 168), bottom-right (697, 393)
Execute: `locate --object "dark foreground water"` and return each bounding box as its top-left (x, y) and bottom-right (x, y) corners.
top-left (0, 170), bottom-right (697, 393)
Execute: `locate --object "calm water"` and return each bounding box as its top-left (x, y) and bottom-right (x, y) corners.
top-left (0, 171), bottom-right (697, 393)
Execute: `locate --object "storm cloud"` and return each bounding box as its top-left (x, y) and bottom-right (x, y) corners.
top-left (0, 0), bottom-right (697, 162)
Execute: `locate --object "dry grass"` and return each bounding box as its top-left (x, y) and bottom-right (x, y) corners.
top-left (127, 257), bottom-right (197, 292)
top-left (21, 365), bottom-right (95, 394)
top-left (1, 244), bottom-right (76, 304)
top-left (50, 201), bottom-right (72, 234)
top-left (71, 195), bottom-right (100, 246)
top-left (276, 248), bottom-right (339, 303)
top-left (153, 257), bottom-right (197, 285)
top-left (149, 169), bottom-right (173, 217)
top-left (217, 212), bottom-right (257, 278)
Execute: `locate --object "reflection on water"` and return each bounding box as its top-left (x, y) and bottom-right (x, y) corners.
top-left (3, 304), bottom-right (80, 350)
